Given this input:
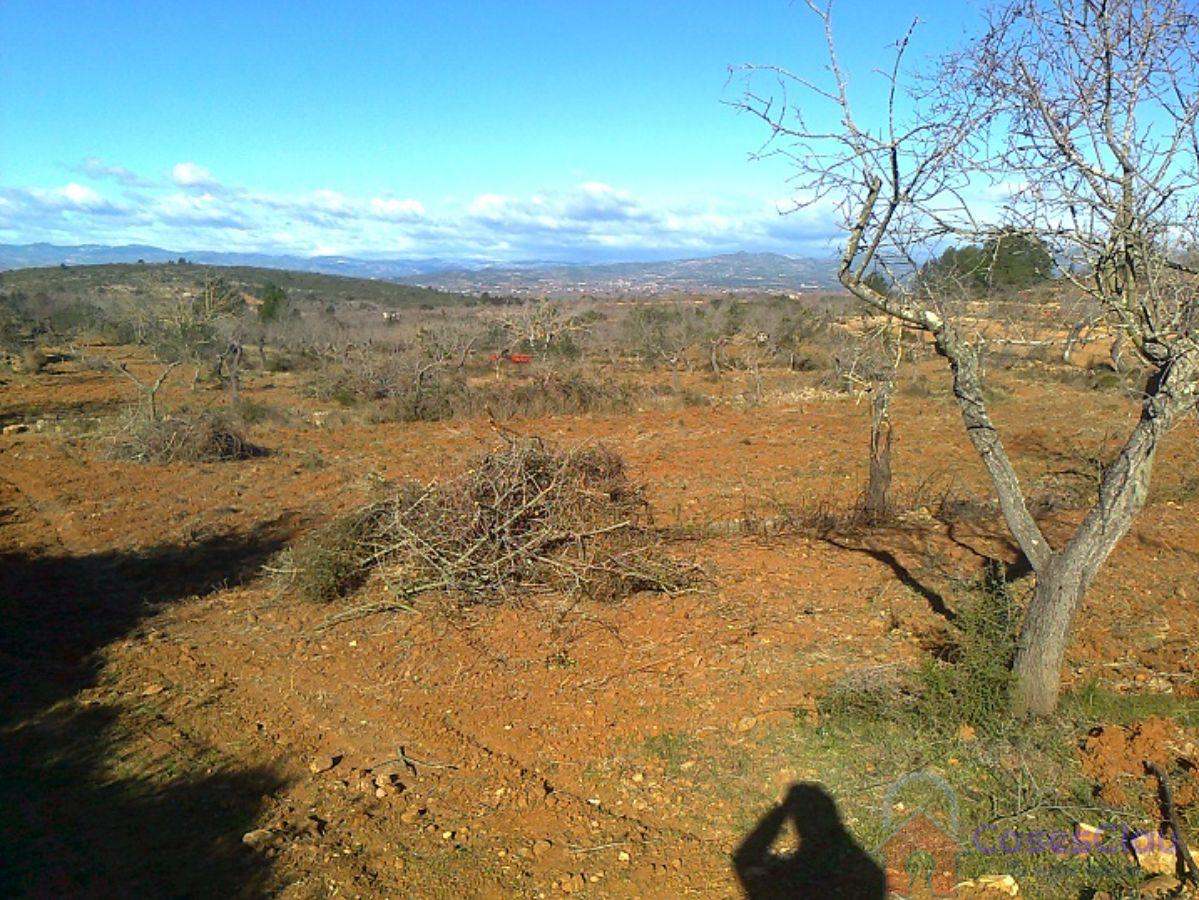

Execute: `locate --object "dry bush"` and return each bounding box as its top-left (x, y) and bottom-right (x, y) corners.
top-left (282, 511), bottom-right (386, 604)
top-left (315, 356), bottom-right (656, 424)
top-left (287, 439), bottom-right (697, 610)
top-left (475, 369), bottom-right (647, 419)
top-left (17, 345), bottom-right (48, 374)
top-left (820, 664), bottom-right (921, 719)
top-left (107, 409), bottom-right (263, 464)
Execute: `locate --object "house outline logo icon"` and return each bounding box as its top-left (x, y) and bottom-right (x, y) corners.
top-left (877, 772), bottom-right (962, 898)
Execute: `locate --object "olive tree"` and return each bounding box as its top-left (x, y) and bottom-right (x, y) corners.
top-left (733, 0), bottom-right (1199, 714)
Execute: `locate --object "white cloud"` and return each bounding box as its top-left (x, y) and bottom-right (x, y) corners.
top-left (171, 161), bottom-right (219, 189)
top-left (75, 157), bottom-right (155, 188)
top-left (10, 182), bottom-right (125, 215)
top-left (1, 163), bottom-right (844, 261)
top-left (59, 183), bottom-right (105, 207)
top-left (370, 197), bottom-right (425, 220)
top-left (154, 192), bottom-right (247, 229)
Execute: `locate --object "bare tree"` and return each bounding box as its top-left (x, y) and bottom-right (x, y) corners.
top-left (833, 320), bottom-right (904, 521)
top-left (493, 299), bottom-right (593, 356)
top-left (732, 0), bottom-right (1199, 714)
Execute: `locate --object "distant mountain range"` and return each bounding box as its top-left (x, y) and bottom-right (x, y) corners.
top-left (0, 242), bottom-right (462, 280)
top-left (0, 243), bottom-right (840, 294)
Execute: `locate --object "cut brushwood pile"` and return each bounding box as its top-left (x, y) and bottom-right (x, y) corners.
top-left (283, 439), bottom-right (698, 621)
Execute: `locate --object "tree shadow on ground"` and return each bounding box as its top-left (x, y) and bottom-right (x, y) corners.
top-left (733, 783), bottom-right (887, 900)
top-left (819, 534), bottom-right (957, 622)
top-left (0, 521), bottom-right (295, 897)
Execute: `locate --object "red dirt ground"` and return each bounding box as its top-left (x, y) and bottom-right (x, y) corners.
top-left (2, 346), bottom-right (1197, 897)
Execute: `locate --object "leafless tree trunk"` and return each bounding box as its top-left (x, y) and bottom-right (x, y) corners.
top-left (220, 341), bottom-right (243, 405)
top-left (105, 358), bottom-right (178, 422)
top-left (865, 380), bottom-right (894, 522)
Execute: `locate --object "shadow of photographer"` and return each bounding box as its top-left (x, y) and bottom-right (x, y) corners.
top-left (733, 782), bottom-right (886, 899)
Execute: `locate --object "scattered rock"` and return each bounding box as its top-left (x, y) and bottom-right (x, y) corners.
top-left (2, 423), bottom-right (28, 435)
top-left (1138, 874), bottom-right (1182, 897)
top-left (309, 754), bottom-right (342, 774)
top-left (532, 838), bottom-right (553, 859)
top-left (736, 715), bottom-right (757, 733)
top-left (242, 828), bottom-right (275, 849)
top-left (400, 807), bottom-right (424, 825)
top-left (1075, 821), bottom-right (1104, 850)
top-left (140, 683), bottom-right (165, 696)
top-left (558, 872), bottom-right (586, 893)
top-left (1130, 831), bottom-right (1198, 876)
top-left (954, 873), bottom-right (1019, 896)
top-left (373, 772), bottom-right (404, 794)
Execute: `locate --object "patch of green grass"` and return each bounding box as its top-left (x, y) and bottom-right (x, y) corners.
top-left (640, 731), bottom-right (700, 778)
top-left (1062, 679), bottom-right (1199, 727)
top-left (820, 572), bottom-right (1018, 734)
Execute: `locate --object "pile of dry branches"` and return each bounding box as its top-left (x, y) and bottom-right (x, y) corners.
top-left (107, 409), bottom-right (260, 464)
top-left (290, 439), bottom-right (696, 613)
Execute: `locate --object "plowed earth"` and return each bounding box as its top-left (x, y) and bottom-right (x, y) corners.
top-left (2, 345), bottom-right (1197, 897)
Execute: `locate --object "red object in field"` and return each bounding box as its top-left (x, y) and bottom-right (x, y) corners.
top-left (489, 353), bottom-right (533, 364)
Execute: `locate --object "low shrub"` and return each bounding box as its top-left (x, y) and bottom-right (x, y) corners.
top-left (820, 570), bottom-right (1018, 733)
top-left (917, 571), bottom-right (1019, 732)
top-left (18, 345), bottom-right (48, 374)
top-left (281, 508), bottom-right (388, 603)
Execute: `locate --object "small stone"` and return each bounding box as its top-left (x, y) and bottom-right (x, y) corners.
top-left (1130, 832), bottom-right (1197, 876)
top-left (309, 754), bottom-right (342, 774)
top-left (1139, 874), bottom-right (1182, 897)
top-left (140, 683), bottom-right (165, 696)
top-left (618, 851), bottom-right (631, 863)
top-left (955, 873), bottom-right (1019, 896)
top-left (631, 772), bottom-right (644, 783)
top-left (242, 828), bottom-right (274, 849)
top-left (736, 715), bottom-right (757, 733)
top-left (532, 839), bottom-right (553, 859)
top-left (1075, 822), bottom-right (1104, 849)
top-left (400, 808), bottom-right (421, 825)
top-left (2, 423), bottom-right (28, 435)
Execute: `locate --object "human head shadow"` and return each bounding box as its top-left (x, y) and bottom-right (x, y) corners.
top-left (734, 782), bottom-right (886, 900)
top-left (0, 519), bottom-right (297, 897)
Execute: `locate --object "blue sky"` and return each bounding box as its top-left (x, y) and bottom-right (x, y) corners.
top-left (0, 1), bottom-right (978, 262)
